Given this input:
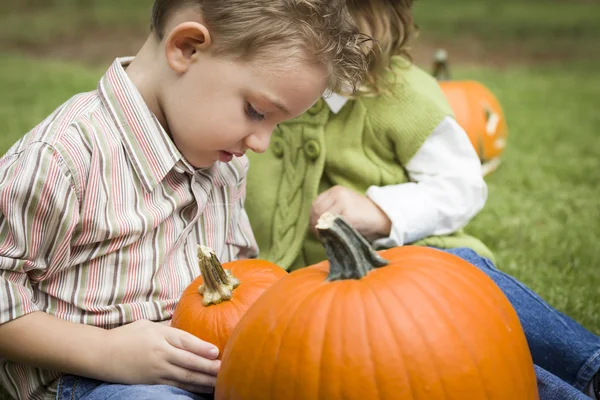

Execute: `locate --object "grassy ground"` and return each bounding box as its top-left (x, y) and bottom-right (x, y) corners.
top-left (0, 0), bottom-right (150, 46)
top-left (0, 0), bottom-right (599, 398)
top-left (413, 0), bottom-right (600, 62)
top-left (460, 62), bottom-right (600, 328)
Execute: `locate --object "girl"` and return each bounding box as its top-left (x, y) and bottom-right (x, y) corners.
top-left (246, 0), bottom-right (494, 272)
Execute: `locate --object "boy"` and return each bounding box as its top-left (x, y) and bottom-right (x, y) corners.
top-left (0, 1), bottom-right (367, 399)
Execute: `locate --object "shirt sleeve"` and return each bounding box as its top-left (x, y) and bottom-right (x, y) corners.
top-left (368, 116), bottom-right (487, 248)
top-left (0, 142), bottom-right (80, 325)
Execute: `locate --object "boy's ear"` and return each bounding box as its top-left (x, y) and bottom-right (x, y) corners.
top-left (164, 22), bottom-right (212, 74)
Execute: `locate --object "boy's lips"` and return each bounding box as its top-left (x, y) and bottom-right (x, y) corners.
top-left (218, 151), bottom-right (245, 163)
top-left (219, 151), bottom-right (234, 163)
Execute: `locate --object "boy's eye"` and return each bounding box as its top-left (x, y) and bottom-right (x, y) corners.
top-left (246, 103), bottom-right (265, 121)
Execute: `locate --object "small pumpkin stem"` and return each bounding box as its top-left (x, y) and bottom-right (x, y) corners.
top-left (316, 213), bottom-right (389, 281)
top-left (197, 245), bottom-right (240, 306)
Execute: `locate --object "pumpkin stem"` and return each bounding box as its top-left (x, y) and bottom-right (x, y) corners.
top-left (316, 213), bottom-right (388, 281)
top-left (197, 245), bottom-right (240, 306)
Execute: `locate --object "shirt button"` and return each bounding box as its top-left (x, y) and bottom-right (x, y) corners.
top-left (173, 162), bottom-right (186, 174)
top-left (303, 139), bottom-right (321, 160)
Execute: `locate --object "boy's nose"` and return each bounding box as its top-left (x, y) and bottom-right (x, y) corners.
top-left (246, 130), bottom-right (272, 154)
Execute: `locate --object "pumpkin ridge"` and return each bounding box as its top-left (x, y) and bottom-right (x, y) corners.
top-left (357, 284), bottom-right (382, 399)
top-left (240, 277), bottom-right (329, 398)
top-left (415, 260), bottom-right (521, 334)
top-left (366, 272), bottom-right (421, 399)
top-left (263, 273), bottom-right (351, 398)
top-left (322, 281), bottom-right (349, 399)
top-left (412, 261), bottom-right (535, 397)
top-left (415, 258), bottom-right (510, 319)
top-left (297, 279), bottom-right (342, 400)
top-left (398, 269), bottom-right (491, 398)
top-left (367, 276), bottom-right (430, 398)
top-left (373, 268), bottom-right (460, 398)
top-left (281, 279), bottom-right (344, 399)
top-left (414, 265), bottom-right (533, 395)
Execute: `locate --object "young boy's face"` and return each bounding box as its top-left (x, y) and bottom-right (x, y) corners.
top-left (161, 51), bottom-right (328, 168)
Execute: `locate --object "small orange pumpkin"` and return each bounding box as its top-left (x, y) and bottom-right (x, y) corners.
top-left (433, 50), bottom-right (508, 177)
top-left (171, 245), bottom-right (287, 357)
top-left (216, 214), bottom-right (538, 399)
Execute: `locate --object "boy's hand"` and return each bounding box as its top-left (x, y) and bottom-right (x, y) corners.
top-left (101, 319), bottom-right (220, 394)
top-left (310, 185), bottom-right (392, 241)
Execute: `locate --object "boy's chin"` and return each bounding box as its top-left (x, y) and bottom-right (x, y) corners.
top-left (185, 157), bottom-right (215, 170)
top-left (184, 151), bottom-right (232, 169)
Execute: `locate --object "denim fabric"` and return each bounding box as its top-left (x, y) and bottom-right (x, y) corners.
top-left (446, 247), bottom-right (600, 398)
top-left (55, 375), bottom-right (211, 400)
top-left (535, 365), bottom-right (589, 400)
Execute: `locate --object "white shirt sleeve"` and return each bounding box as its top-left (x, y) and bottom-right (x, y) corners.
top-left (367, 116), bottom-right (487, 248)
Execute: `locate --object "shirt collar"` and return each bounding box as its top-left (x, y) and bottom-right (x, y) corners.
top-left (98, 57), bottom-right (187, 192)
top-left (323, 92), bottom-right (350, 114)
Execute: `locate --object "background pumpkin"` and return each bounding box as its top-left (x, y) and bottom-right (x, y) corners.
top-left (216, 214), bottom-right (538, 399)
top-left (433, 49), bottom-right (508, 177)
top-left (171, 245), bottom-right (287, 357)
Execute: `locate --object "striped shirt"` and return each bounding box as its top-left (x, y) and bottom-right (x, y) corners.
top-left (0, 58), bottom-right (258, 400)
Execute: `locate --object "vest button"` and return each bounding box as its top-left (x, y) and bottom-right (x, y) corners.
top-left (306, 99), bottom-right (325, 116)
top-left (303, 139), bottom-right (321, 160)
top-left (271, 136), bottom-right (285, 158)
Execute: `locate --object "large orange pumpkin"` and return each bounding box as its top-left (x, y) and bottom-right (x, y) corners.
top-left (433, 50), bottom-right (508, 177)
top-left (216, 214), bottom-right (538, 399)
top-left (171, 245), bottom-right (287, 357)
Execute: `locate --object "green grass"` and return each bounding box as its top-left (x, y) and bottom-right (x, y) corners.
top-left (414, 0), bottom-right (600, 59)
top-left (0, 0), bottom-right (151, 47)
top-left (0, 55), bottom-right (103, 151)
top-left (460, 62), bottom-right (600, 331)
top-left (2, 0), bottom-right (599, 61)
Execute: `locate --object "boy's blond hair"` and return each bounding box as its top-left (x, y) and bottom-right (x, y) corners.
top-left (151, 0), bottom-right (368, 93)
top-left (346, 0), bottom-right (416, 94)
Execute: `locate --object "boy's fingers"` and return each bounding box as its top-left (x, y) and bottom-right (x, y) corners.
top-left (162, 378), bottom-right (215, 394)
top-left (165, 327), bottom-right (219, 359)
top-left (167, 346), bottom-right (221, 376)
top-left (163, 364), bottom-right (218, 388)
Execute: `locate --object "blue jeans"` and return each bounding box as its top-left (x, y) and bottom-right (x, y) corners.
top-left (55, 371), bottom-right (589, 400)
top-left (55, 371), bottom-right (588, 400)
top-left (535, 365), bottom-right (590, 399)
top-left (447, 248), bottom-right (600, 399)
top-left (55, 375), bottom-right (211, 400)
top-left (57, 248), bottom-right (600, 400)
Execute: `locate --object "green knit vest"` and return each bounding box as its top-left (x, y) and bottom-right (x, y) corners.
top-left (246, 59), bottom-right (494, 270)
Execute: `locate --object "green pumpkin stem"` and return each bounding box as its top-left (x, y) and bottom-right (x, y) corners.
top-left (316, 213), bottom-right (389, 281)
top-left (197, 245), bottom-right (240, 306)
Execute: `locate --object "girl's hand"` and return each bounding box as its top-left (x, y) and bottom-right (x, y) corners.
top-left (310, 185), bottom-right (391, 241)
